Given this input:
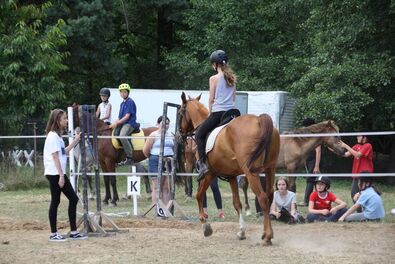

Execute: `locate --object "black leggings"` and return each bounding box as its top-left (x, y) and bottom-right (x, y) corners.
top-left (46, 175), bottom-right (79, 233)
top-left (195, 111), bottom-right (224, 162)
top-left (203, 177), bottom-right (222, 209)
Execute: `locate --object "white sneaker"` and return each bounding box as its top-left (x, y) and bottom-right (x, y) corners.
top-left (391, 208), bottom-right (395, 215)
top-left (49, 233), bottom-right (67, 242)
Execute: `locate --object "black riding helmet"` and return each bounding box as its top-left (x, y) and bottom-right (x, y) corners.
top-left (99, 88), bottom-right (111, 98)
top-left (210, 50), bottom-right (228, 65)
top-left (314, 176), bottom-right (331, 190)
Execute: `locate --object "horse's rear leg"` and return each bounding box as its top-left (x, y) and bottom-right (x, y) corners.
top-left (248, 173), bottom-right (273, 246)
top-left (196, 172), bottom-right (215, 237)
top-left (184, 176), bottom-right (193, 199)
top-left (110, 176), bottom-right (119, 205)
top-left (103, 176), bottom-right (111, 205)
top-left (229, 177), bottom-right (246, 240)
top-left (240, 177), bottom-right (251, 216)
top-left (288, 176), bottom-right (296, 193)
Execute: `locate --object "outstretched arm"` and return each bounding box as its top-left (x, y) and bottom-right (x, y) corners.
top-left (340, 141), bottom-right (362, 158)
top-left (339, 203), bottom-right (360, 222)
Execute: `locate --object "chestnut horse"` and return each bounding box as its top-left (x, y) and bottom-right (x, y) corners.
top-left (72, 104), bottom-right (157, 206)
top-left (240, 120), bottom-right (346, 214)
top-left (178, 93), bottom-right (280, 246)
top-left (181, 137), bottom-right (195, 199)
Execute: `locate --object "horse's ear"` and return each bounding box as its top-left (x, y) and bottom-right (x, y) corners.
top-left (181, 92), bottom-right (187, 104)
top-left (196, 93), bottom-right (202, 101)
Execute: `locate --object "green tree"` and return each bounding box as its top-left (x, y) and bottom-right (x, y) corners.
top-left (290, 0), bottom-right (395, 131)
top-left (48, 0), bottom-right (123, 105)
top-left (0, 1), bottom-right (67, 135)
top-left (165, 0), bottom-right (309, 90)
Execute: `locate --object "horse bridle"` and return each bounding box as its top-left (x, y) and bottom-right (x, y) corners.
top-left (177, 102), bottom-right (195, 144)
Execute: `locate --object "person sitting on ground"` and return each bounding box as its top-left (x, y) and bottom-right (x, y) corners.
top-left (270, 177), bottom-right (305, 224)
top-left (307, 176), bottom-right (347, 222)
top-left (339, 177), bottom-right (385, 222)
top-left (109, 83), bottom-right (138, 166)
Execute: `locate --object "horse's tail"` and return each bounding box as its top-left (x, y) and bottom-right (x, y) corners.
top-left (247, 114), bottom-right (273, 173)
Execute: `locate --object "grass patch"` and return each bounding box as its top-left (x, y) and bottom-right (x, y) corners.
top-left (0, 171), bottom-right (394, 224)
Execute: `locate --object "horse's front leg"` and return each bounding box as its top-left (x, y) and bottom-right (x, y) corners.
top-left (229, 177), bottom-right (246, 240)
top-left (248, 172), bottom-right (273, 246)
top-left (196, 172), bottom-right (214, 237)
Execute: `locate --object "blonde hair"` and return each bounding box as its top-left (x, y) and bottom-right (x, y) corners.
top-left (45, 109), bottom-right (65, 136)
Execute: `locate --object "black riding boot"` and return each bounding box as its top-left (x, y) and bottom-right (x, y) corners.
top-left (197, 159), bottom-right (208, 181)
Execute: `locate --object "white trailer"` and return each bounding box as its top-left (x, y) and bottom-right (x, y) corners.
top-left (107, 89), bottom-right (295, 132)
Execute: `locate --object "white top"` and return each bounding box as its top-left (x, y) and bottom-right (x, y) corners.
top-left (150, 131), bottom-right (174, 156)
top-left (273, 190), bottom-right (296, 212)
top-left (43, 131), bottom-right (67, 175)
top-left (211, 75), bottom-right (235, 112)
top-left (98, 102), bottom-right (111, 123)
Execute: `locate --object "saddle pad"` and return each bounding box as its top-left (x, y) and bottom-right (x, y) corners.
top-left (111, 130), bottom-right (145, 151)
top-left (206, 124), bottom-right (229, 154)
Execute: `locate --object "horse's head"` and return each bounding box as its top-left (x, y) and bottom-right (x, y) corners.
top-left (178, 92), bottom-right (209, 138)
top-left (321, 120), bottom-right (346, 156)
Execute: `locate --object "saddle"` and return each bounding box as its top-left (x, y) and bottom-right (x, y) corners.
top-left (219, 109), bottom-right (240, 126)
top-left (205, 109), bottom-right (240, 153)
top-left (112, 123), bottom-right (145, 151)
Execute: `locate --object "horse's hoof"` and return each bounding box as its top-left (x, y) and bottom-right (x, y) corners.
top-left (102, 200), bottom-right (109, 206)
top-left (261, 240), bottom-right (272, 246)
top-left (237, 231), bottom-right (246, 240)
top-left (203, 223), bottom-right (213, 237)
top-left (110, 200), bottom-right (117, 206)
top-left (246, 210), bottom-right (252, 216)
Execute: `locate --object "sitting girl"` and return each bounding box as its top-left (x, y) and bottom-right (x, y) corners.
top-left (270, 177), bottom-right (305, 224)
top-left (307, 176), bottom-right (347, 222)
top-left (339, 177), bottom-right (385, 222)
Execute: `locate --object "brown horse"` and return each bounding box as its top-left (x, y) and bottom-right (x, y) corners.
top-left (72, 104), bottom-right (157, 206)
top-left (181, 137), bottom-right (196, 199)
top-left (240, 120), bottom-right (346, 214)
top-left (178, 93), bottom-right (280, 246)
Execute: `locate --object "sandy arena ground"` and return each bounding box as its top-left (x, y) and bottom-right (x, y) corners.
top-left (0, 217), bottom-right (394, 264)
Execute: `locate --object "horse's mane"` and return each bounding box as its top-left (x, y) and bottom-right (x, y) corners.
top-left (283, 120), bottom-right (339, 141)
top-left (188, 98), bottom-right (209, 116)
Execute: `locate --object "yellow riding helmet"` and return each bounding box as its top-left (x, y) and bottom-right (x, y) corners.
top-left (118, 83), bottom-right (131, 92)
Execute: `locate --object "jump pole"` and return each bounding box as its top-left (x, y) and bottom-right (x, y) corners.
top-left (163, 102), bottom-right (187, 219)
top-left (75, 105), bottom-right (123, 236)
top-left (142, 102), bottom-right (187, 219)
top-left (67, 107), bottom-right (76, 190)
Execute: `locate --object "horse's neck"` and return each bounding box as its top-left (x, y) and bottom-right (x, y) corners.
top-left (96, 120), bottom-right (109, 134)
top-left (191, 107), bottom-right (208, 130)
top-left (300, 136), bottom-right (322, 154)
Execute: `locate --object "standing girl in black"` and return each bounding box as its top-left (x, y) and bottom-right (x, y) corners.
top-left (43, 109), bottom-right (86, 241)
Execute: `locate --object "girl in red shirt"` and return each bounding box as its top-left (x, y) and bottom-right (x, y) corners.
top-left (307, 176), bottom-right (347, 222)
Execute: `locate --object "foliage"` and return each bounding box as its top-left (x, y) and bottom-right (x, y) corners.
top-left (0, 0), bottom-right (68, 135)
top-left (290, 0), bottom-right (395, 130)
top-left (1, 0), bottom-right (394, 134)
